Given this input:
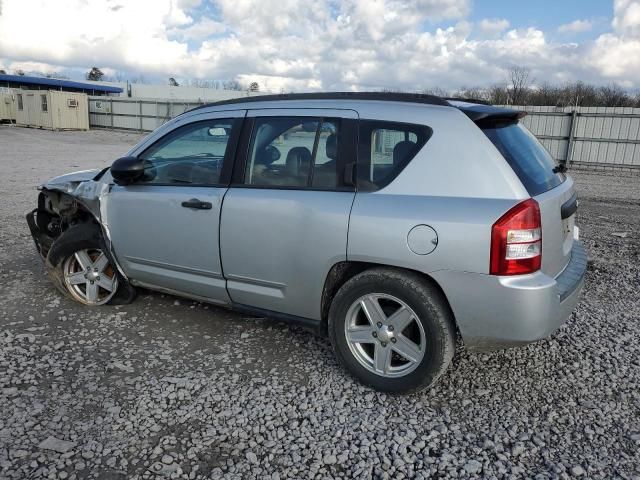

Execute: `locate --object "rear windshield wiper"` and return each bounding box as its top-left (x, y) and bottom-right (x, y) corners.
top-left (552, 164), bottom-right (567, 174)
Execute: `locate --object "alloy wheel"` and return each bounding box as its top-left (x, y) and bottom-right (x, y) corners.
top-left (62, 248), bottom-right (118, 305)
top-left (344, 293), bottom-right (426, 378)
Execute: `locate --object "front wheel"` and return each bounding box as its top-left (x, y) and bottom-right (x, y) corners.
top-left (328, 268), bottom-right (456, 393)
top-left (46, 223), bottom-right (136, 306)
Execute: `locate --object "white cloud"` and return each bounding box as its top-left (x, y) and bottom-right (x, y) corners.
top-left (5, 61), bottom-right (63, 75)
top-left (171, 17), bottom-right (227, 41)
top-left (583, 0), bottom-right (640, 81)
top-left (558, 19), bottom-right (593, 33)
top-left (0, 0), bottom-right (638, 91)
top-left (478, 18), bottom-right (510, 36)
top-left (613, 0), bottom-right (640, 35)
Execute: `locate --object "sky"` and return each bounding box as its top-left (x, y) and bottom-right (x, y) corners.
top-left (0, 0), bottom-right (639, 92)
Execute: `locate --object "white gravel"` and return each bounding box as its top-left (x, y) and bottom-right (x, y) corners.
top-left (0, 126), bottom-right (639, 479)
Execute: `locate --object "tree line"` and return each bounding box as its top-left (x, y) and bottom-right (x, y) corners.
top-left (424, 67), bottom-right (640, 108)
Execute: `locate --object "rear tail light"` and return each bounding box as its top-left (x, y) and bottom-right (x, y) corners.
top-left (490, 199), bottom-right (542, 275)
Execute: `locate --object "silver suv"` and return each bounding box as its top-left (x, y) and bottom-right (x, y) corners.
top-left (27, 93), bottom-right (586, 393)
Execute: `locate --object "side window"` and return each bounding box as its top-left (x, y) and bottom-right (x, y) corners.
top-left (17, 94), bottom-right (23, 111)
top-left (245, 117), bottom-right (340, 189)
top-left (357, 120), bottom-right (432, 191)
top-left (41, 94), bottom-right (48, 112)
top-left (137, 120), bottom-right (234, 185)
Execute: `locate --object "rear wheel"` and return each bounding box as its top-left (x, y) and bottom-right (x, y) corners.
top-left (328, 268), bottom-right (455, 393)
top-left (46, 223), bottom-right (136, 306)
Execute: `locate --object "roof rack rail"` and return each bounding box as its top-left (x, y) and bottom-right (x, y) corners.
top-left (444, 97), bottom-right (491, 105)
top-left (189, 91), bottom-right (450, 112)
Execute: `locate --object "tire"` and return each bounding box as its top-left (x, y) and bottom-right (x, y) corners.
top-left (328, 267), bottom-right (456, 393)
top-left (45, 223), bottom-right (136, 306)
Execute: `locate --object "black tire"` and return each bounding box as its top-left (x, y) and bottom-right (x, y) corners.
top-left (328, 267), bottom-right (456, 393)
top-left (45, 223), bottom-right (136, 305)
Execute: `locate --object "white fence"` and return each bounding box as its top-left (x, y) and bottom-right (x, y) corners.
top-left (89, 97), bottom-right (208, 132)
top-left (88, 98), bottom-right (640, 171)
top-left (504, 105), bottom-right (640, 171)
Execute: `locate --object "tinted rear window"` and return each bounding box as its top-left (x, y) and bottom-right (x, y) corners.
top-left (357, 120), bottom-right (432, 191)
top-left (482, 122), bottom-right (564, 196)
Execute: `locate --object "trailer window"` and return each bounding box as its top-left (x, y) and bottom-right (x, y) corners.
top-left (41, 95), bottom-right (48, 113)
top-left (17, 94), bottom-right (23, 111)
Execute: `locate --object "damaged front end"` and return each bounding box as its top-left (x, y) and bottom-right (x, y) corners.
top-left (26, 168), bottom-right (110, 260)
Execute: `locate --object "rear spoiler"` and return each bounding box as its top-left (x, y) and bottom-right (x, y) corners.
top-left (447, 100), bottom-right (527, 124)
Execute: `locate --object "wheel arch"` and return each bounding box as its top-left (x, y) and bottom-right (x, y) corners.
top-left (320, 261), bottom-right (458, 335)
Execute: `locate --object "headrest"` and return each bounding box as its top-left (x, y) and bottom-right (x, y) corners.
top-left (393, 140), bottom-right (417, 165)
top-left (255, 145), bottom-right (280, 166)
top-left (286, 147), bottom-right (312, 176)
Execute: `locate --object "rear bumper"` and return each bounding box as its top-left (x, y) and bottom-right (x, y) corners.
top-left (431, 240), bottom-right (587, 351)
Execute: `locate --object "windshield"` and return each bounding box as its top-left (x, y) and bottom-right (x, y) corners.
top-left (482, 122), bottom-right (565, 196)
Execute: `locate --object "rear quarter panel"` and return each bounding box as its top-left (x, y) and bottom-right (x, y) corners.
top-left (348, 195), bottom-right (519, 274)
top-left (348, 103), bottom-right (529, 276)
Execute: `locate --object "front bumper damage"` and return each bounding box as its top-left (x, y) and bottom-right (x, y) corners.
top-left (26, 207), bottom-right (53, 260)
top-left (25, 169), bottom-right (124, 275)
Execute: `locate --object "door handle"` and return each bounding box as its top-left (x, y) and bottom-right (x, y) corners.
top-left (181, 198), bottom-right (212, 210)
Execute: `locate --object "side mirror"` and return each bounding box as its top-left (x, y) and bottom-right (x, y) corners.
top-left (111, 156), bottom-right (145, 185)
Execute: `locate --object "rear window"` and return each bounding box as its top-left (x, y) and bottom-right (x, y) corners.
top-left (482, 122), bottom-right (564, 196)
top-left (358, 120), bottom-right (432, 191)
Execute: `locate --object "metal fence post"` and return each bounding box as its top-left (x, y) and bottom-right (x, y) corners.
top-left (566, 109), bottom-right (578, 168)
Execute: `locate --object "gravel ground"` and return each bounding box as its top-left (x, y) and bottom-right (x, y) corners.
top-left (0, 126), bottom-right (639, 479)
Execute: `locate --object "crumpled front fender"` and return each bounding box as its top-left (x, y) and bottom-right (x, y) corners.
top-left (41, 168), bottom-right (109, 222)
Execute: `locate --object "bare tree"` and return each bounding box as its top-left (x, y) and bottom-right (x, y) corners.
top-left (168, 77), bottom-right (179, 87)
top-left (223, 80), bottom-right (243, 91)
top-left (248, 82), bottom-right (260, 92)
top-left (453, 87), bottom-right (490, 102)
top-left (422, 87), bottom-right (449, 97)
top-left (14, 69), bottom-right (25, 76)
top-left (528, 82), bottom-right (559, 106)
top-left (508, 66), bottom-right (531, 105)
top-left (487, 84), bottom-right (510, 105)
top-left (597, 84), bottom-right (630, 107)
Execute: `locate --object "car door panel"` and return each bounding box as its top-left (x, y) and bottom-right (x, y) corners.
top-left (220, 108), bottom-right (358, 320)
top-left (106, 185), bottom-right (228, 302)
top-left (104, 111), bottom-right (246, 304)
top-left (220, 189), bottom-right (355, 318)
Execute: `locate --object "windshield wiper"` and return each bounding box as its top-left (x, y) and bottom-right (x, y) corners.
top-left (552, 164), bottom-right (567, 174)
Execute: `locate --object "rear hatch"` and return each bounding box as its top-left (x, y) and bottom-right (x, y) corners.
top-left (482, 121), bottom-right (575, 277)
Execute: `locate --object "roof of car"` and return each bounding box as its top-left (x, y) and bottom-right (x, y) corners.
top-left (187, 92), bottom-right (524, 123)
top-left (190, 92), bottom-right (451, 110)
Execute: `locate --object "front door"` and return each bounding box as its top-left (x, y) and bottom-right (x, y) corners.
top-left (220, 108), bottom-right (358, 319)
top-left (105, 112), bottom-right (244, 303)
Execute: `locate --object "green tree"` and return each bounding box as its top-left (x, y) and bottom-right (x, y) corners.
top-left (86, 67), bottom-right (104, 81)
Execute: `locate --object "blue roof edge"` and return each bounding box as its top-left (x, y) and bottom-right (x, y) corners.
top-left (0, 74), bottom-right (123, 93)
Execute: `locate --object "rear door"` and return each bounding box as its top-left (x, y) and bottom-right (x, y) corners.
top-left (220, 108), bottom-right (358, 320)
top-left (482, 122), bottom-right (575, 276)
